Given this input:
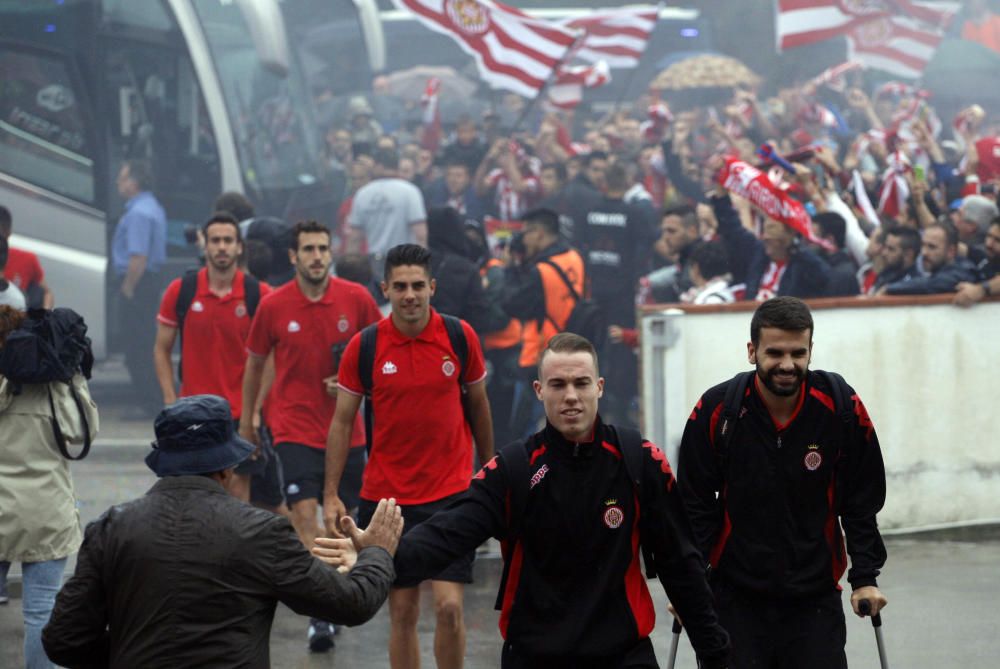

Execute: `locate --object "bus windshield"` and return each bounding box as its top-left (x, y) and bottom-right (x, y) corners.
top-left (190, 0), bottom-right (323, 197)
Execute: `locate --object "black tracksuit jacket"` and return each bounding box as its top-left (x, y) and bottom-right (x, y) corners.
top-left (677, 371), bottom-right (887, 599)
top-left (394, 418), bottom-right (730, 667)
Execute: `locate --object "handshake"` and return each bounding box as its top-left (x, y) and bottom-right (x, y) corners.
top-left (312, 498), bottom-right (404, 573)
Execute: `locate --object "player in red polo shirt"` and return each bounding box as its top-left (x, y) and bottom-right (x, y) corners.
top-left (324, 243), bottom-right (493, 669)
top-left (154, 211), bottom-right (275, 506)
top-left (0, 205), bottom-right (54, 308)
top-left (240, 220), bottom-right (381, 653)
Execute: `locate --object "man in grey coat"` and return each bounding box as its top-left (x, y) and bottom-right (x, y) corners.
top-left (42, 395), bottom-right (402, 668)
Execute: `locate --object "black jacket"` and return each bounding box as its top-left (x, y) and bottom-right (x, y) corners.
top-left (393, 419), bottom-right (730, 667)
top-left (884, 258), bottom-right (980, 295)
top-left (42, 476), bottom-right (394, 669)
top-left (562, 174), bottom-right (604, 243)
top-left (873, 263), bottom-right (921, 292)
top-left (712, 195), bottom-right (831, 300)
top-left (824, 249), bottom-right (860, 297)
top-left (677, 372), bottom-right (887, 599)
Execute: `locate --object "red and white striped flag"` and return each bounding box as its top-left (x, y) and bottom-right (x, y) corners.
top-left (806, 61), bottom-right (864, 93)
top-left (546, 61), bottom-right (611, 110)
top-left (558, 5), bottom-right (659, 68)
top-left (846, 14), bottom-right (945, 79)
top-left (391, 0), bottom-right (578, 98)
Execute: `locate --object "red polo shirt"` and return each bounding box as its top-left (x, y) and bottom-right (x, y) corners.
top-left (158, 269), bottom-right (271, 419)
top-left (247, 277), bottom-right (381, 450)
top-left (338, 308), bottom-right (487, 505)
top-left (4, 247), bottom-right (44, 290)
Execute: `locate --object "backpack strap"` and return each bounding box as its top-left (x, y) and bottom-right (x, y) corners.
top-left (815, 370), bottom-right (853, 424)
top-left (358, 323), bottom-right (378, 453)
top-left (539, 259), bottom-right (583, 332)
top-left (440, 314), bottom-right (469, 385)
top-left (714, 371), bottom-right (756, 470)
top-left (608, 425), bottom-right (658, 578)
top-left (244, 274), bottom-right (262, 318)
top-left (493, 436), bottom-right (536, 611)
top-left (47, 383), bottom-right (92, 461)
top-left (173, 271), bottom-right (200, 382)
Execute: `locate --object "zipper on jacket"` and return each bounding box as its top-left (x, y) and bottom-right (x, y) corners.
top-left (777, 435), bottom-right (783, 449)
top-left (573, 441), bottom-right (580, 457)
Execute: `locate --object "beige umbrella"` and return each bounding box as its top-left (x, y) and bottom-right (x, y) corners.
top-left (383, 65), bottom-right (478, 101)
top-left (652, 54), bottom-right (761, 91)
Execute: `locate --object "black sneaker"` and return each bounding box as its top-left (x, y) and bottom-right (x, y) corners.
top-left (308, 618), bottom-right (335, 653)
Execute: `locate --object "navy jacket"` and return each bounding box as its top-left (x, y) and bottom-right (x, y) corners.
top-left (884, 258), bottom-right (979, 295)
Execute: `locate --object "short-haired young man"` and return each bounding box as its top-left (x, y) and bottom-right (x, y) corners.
top-left (315, 332), bottom-right (731, 668)
top-left (678, 296), bottom-right (888, 668)
top-left (155, 212), bottom-right (273, 505)
top-left (240, 221), bottom-right (382, 652)
top-left (325, 243), bottom-right (494, 669)
top-left (880, 221), bottom-right (978, 295)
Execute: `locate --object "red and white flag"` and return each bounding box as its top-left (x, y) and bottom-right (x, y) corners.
top-left (806, 61), bottom-right (864, 93)
top-left (392, 0), bottom-right (578, 98)
top-left (846, 14), bottom-right (946, 79)
top-left (877, 149), bottom-right (911, 217)
top-left (559, 5), bottom-right (659, 68)
top-left (420, 78), bottom-right (443, 154)
top-left (546, 61), bottom-right (611, 110)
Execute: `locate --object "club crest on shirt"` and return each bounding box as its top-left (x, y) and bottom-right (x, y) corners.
top-left (442, 357), bottom-right (456, 377)
top-left (603, 499), bottom-right (624, 529)
top-left (235, 303), bottom-right (247, 318)
top-left (804, 444), bottom-right (822, 471)
top-left (337, 315), bottom-right (349, 333)
top-left (191, 300), bottom-right (204, 313)
top-left (287, 320), bottom-right (301, 333)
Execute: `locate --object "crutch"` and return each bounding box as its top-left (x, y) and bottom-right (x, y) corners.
top-left (666, 618), bottom-right (683, 669)
top-left (858, 599), bottom-right (889, 669)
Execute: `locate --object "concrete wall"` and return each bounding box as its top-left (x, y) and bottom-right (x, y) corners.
top-left (639, 297), bottom-right (1000, 532)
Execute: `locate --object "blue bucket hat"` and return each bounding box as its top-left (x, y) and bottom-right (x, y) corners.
top-left (146, 395), bottom-right (254, 477)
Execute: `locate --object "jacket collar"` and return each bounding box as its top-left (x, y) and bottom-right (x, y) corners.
top-left (149, 475), bottom-right (229, 496)
top-left (542, 415), bottom-right (606, 459)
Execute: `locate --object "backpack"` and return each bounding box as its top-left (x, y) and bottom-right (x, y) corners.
top-left (540, 259), bottom-right (607, 350)
top-left (0, 308), bottom-right (96, 460)
top-left (174, 270), bottom-right (262, 380)
top-left (493, 425), bottom-right (656, 611)
top-left (714, 370), bottom-right (855, 469)
top-left (357, 313), bottom-right (469, 452)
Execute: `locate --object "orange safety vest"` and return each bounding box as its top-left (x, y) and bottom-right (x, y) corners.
top-left (518, 248), bottom-right (585, 369)
top-left (482, 259), bottom-right (522, 351)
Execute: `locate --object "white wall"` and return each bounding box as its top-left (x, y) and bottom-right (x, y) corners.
top-left (640, 299), bottom-right (1000, 532)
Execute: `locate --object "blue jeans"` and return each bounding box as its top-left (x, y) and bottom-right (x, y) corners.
top-left (0, 558), bottom-right (68, 669)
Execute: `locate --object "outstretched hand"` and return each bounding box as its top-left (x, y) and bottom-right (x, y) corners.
top-left (312, 535), bottom-right (358, 573)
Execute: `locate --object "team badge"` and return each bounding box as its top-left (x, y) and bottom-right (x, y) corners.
top-left (235, 303), bottom-right (247, 318)
top-left (337, 315), bottom-right (349, 333)
top-left (287, 320), bottom-right (301, 333)
top-left (442, 358), bottom-right (456, 377)
top-left (445, 0), bottom-right (490, 35)
top-left (804, 446), bottom-right (823, 471)
top-left (603, 499), bottom-right (624, 529)
top-left (191, 301), bottom-right (204, 312)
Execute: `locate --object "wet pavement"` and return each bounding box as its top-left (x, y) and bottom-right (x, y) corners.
top-left (2, 362), bottom-right (999, 667)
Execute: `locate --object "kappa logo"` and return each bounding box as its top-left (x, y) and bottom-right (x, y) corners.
top-left (603, 499), bottom-right (624, 529)
top-left (287, 320), bottom-right (301, 333)
top-left (529, 464), bottom-right (549, 489)
top-left (191, 301), bottom-right (204, 313)
top-left (382, 361), bottom-right (398, 375)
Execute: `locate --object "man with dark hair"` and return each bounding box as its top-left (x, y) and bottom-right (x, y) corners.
top-left (881, 222), bottom-right (978, 295)
top-left (441, 116), bottom-right (487, 174)
top-left (500, 208), bottom-right (586, 436)
top-left (315, 332), bottom-right (731, 669)
top-left (811, 212), bottom-right (860, 297)
top-left (213, 191), bottom-right (255, 223)
top-left (0, 236), bottom-right (26, 310)
top-left (43, 395), bottom-right (402, 668)
top-left (651, 204), bottom-right (703, 301)
top-left (0, 205), bottom-right (53, 308)
top-left (562, 150), bottom-right (607, 243)
top-left (873, 226), bottom-right (921, 293)
top-left (112, 159), bottom-right (167, 412)
top-left (240, 221), bottom-right (383, 652)
top-left (954, 217), bottom-right (1000, 306)
top-left (425, 160), bottom-right (487, 224)
top-left (474, 138), bottom-right (543, 222)
top-left (678, 297), bottom-right (888, 668)
top-left (347, 147), bottom-right (428, 261)
top-left (154, 212), bottom-right (277, 506)
top-left (685, 241), bottom-right (735, 304)
top-left (325, 243), bottom-right (493, 669)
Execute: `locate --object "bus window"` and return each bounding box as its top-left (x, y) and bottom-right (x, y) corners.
top-left (0, 48), bottom-right (96, 203)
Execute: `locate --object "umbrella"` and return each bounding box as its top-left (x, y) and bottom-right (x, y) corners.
top-left (652, 53), bottom-right (761, 91)
top-left (383, 65), bottom-right (478, 102)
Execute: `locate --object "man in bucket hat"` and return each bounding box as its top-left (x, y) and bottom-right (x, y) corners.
top-left (42, 395), bottom-right (402, 668)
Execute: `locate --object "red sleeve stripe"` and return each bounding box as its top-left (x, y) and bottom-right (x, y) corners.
top-left (708, 504), bottom-right (732, 569)
top-left (809, 387), bottom-right (835, 413)
top-left (708, 402), bottom-right (724, 450)
top-left (498, 542), bottom-right (525, 639)
top-left (529, 445), bottom-right (547, 466)
top-left (624, 496), bottom-right (656, 637)
top-left (825, 477), bottom-right (848, 588)
top-left (601, 441), bottom-right (622, 459)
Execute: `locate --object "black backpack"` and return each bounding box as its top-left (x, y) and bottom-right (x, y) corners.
top-left (357, 313), bottom-right (469, 452)
top-left (174, 271), bottom-right (261, 380)
top-left (714, 370), bottom-right (855, 467)
top-left (540, 259), bottom-right (607, 350)
top-left (0, 308), bottom-right (95, 460)
top-left (493, 425), bottom-right (657, 610)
